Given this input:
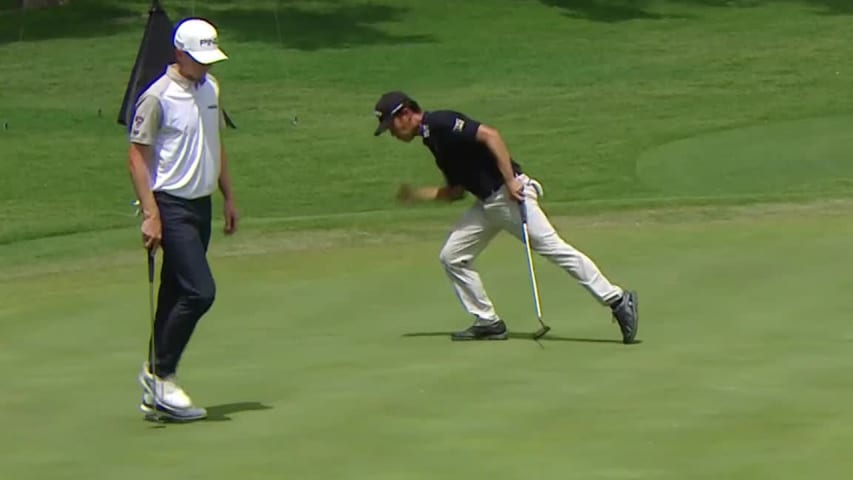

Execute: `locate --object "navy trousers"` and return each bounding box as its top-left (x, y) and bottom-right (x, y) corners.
top-left (149, 191), bottom-right (216, 378)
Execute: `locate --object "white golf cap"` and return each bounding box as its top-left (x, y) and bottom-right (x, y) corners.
top-left (173, 18), bottom-right (228, 65)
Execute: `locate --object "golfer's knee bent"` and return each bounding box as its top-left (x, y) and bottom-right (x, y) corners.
top-left (439, 245), bottom-right (466, 273)
top-left (188, 282), bottom-right (216, 315)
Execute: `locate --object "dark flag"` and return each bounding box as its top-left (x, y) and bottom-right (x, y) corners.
top-left (117, 0), bottom-right (236, 129)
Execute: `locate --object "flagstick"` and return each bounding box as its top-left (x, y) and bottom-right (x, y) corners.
top-left (18, 4), bottom-right (24, 42)
top-left (273, 0), bottom-right (283, 46)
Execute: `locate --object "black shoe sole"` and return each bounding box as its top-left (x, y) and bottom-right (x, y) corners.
top-left (451, 332), bottom-right (509, 341)
top-left (622, 291), bottom-right (639, 344)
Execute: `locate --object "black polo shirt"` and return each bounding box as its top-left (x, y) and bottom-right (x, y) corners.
top-left (420, 110), bottom-right (522, 200)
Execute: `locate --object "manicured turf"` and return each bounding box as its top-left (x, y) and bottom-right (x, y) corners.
top-left (637, 114), bottom-right (853, 197)
top-left (3, 205), bottom-right (853, 479)
top-left (2, 0), bottom-right (853, 242)
top-left (2, 0), bottom-right (853, 478)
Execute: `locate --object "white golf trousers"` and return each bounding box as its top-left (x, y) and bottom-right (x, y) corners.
top-left (438, 174), bottom-right (623, 323)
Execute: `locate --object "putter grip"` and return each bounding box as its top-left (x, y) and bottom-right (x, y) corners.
top-left (147, 249), bottom-right (155, 283)
top-left (519, 201), bottom-right (528, 224)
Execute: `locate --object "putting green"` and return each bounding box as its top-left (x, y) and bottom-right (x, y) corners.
top-left (637, 115), bottom-right (853, 197)
top-left (2, 204), bottom-right (853, 480)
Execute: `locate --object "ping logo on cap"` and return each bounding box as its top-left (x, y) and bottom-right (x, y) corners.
top-left (199, 37), bottom-right (218, 47)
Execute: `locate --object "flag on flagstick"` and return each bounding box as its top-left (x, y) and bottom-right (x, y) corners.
top-left (117, 0), bottom-right (236, 129)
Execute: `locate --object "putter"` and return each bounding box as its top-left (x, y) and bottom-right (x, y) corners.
top-left (143, 247), bottom-right (206, 423)
top-left (147, 248), bottom-right (156, 365)
top-left (519, 200), bottom-right (551, 340)
top-left (145, 248), bottom-right (162, 422)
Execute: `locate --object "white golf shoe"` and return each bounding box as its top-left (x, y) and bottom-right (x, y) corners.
top-left (138, 363), bottom-right (207, 422)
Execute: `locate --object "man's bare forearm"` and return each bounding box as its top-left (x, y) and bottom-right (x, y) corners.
top-left (476, 125), bottom-right (516, 184)
top-left (401, 185), bottom-right (465, 202)
top-left (128, 143), bottom-right (159, 219)
top-left (485, 135), bottom-right (516, 184)
top-left (218, 145), bottom-right (235, 203)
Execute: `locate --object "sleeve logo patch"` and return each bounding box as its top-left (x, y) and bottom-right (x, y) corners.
top-left (452, 118), bottom-right (465, 132)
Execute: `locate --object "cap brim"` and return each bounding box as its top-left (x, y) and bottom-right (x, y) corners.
top-left (187, 48), bottom-right (229, 65)
top-left (373, 117), bottom-right (392, 136)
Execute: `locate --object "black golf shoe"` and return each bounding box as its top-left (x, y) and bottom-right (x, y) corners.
top-left (611, 290), bottom-right (639, 344)
top-left (451, 319), bottom-right (509, 341)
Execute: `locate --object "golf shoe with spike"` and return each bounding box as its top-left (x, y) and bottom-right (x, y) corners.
top-left (611, 290), bottom-right (639, 344)
top-left (451, 319), bottom-right (509, 341)
top-left (138, 363), bottom-right (207, 422)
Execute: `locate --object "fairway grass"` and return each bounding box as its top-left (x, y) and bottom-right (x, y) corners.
top-left (2, 202), bottom-right (852, 480)
top-left (3, 0), bottom-right (853, 243)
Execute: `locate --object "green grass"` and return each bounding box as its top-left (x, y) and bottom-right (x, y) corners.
top-left (3, 206), bottom-right (853, 479)
top-left (2, 0), bottom-right (853, 478)
top-left (2, 0), bottom-right (853, 242)
top-left (637, 114), bottom-right (853, 196)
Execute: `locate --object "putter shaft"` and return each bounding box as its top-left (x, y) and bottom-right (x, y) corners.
top-left (520, 201), bottom-right (550, 337)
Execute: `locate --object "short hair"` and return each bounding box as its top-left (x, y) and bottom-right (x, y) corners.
top-left (402, 99), bottom-right (421, 113)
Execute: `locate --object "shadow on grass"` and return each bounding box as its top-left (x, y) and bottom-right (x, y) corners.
top-left (680, 0), bottom-right (853, 14)
top-left (0, 0), bottom-right (434, 50)
top-left (145, 401), bottom-right (273, 428)
top-left (403, 331), bottom-right (639, 344)
top-left (4, 1), bottom-right (848, 45)
top-left (183, 2), bottom-right (434, 51)
top-left (205, 401), bottom-right (273, 421)
top-left (538, 0), bottom-right (853, 22)
top-left (0, 0), bottom-right (139, 44)
top-left (539, 0), bottom-right (679, 22)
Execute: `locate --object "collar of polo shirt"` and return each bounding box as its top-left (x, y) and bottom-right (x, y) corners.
top-left (166, 64), bottom-right (207, 89)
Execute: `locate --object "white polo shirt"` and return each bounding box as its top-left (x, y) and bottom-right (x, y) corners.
top-left (129, 64), bottom-right (224, 200)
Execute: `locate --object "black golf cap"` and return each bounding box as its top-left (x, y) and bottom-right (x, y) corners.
top-left (373, 91), bottom-right (417, 136)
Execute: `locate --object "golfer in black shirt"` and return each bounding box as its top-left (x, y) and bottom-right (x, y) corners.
top-left (373, 91), bottom-right (638, 343)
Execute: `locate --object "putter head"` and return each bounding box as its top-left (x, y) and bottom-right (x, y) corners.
top-left (533, 325), bottom-right (551, 340)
